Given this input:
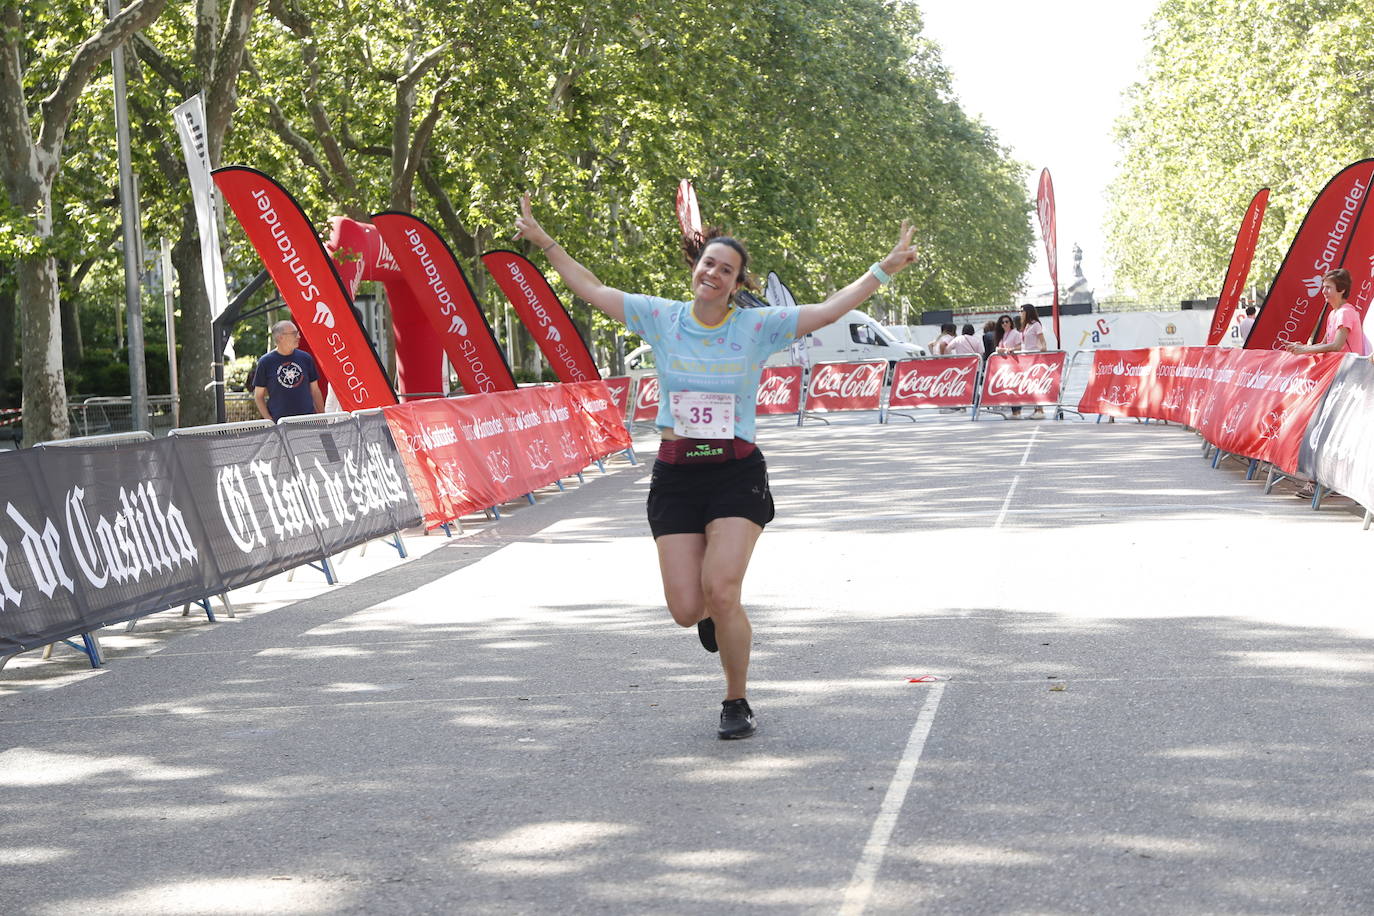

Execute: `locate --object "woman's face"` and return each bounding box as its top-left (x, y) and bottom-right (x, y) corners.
top-left (1000, 317), bottom-right (1014, 330)
top-left (1322, 278), bottom-right (1343, 306)
top-left (691, 242), bottom-right (743, 307)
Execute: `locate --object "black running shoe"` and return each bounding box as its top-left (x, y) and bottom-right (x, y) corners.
top-left (697, 617), bottom-right (718, 653)
top-left (718, 698), bottom-right (757, 739)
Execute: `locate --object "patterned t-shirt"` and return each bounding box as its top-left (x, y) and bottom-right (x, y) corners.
top-left (623, 295), bottom-right (801, 442)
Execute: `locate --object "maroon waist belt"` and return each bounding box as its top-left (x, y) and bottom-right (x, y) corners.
top-left (657, 437), bottom-right (758, 465)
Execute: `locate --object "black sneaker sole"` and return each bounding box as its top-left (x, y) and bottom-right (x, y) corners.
top-left (697, 618), bottom-right (718, 653)
top-left (718, 723), bottom-right (757, 740)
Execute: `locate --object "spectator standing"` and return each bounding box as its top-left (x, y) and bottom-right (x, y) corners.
top-left (1237, 306), bottom-right (1257, 343)
top-left (1020, 304), bottom-right (1049, 418)
top-left (253, 320), bottom-right (324, 421)
top-left (994, 314), bottom-right (1024, 418)
top-left (948, 323), bottom-right (981, 357)
top-left (931, 322), bottom-right (956, 355)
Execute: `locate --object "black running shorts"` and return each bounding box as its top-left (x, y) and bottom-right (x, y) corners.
top-left (647, 449), bottom-right (775, 538)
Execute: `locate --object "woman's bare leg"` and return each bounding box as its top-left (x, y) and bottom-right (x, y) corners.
top-left (701, 517), bottom-right (764, 700)
top-left (655, 533), bottom-right (708, 626)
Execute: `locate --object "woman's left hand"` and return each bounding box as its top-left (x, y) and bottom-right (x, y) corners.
top-left (879, 220), bottom-right (919, 277)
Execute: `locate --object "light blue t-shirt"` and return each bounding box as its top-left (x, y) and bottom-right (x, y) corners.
top-left (624, 294), bottom-right (801, 442)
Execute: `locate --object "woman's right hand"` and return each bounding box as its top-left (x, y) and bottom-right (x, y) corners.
top-left (514, 194), bottom-right (555, 250)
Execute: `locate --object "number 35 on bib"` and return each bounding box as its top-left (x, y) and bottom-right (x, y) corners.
top-left (670, 391), bottom-right (734, 439)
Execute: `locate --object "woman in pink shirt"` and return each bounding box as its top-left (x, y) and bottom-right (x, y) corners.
top-left (1019, 304), bottom-right (1049, 417)
top-left (948, 323), bottom-right (982, 356)
top-left (1285, 268), bottom-right (1361, 499)
top-left (1020, 303), bottom-right (1049, 353)
top-left (993, 314), bottom-right (1022, 354)
top-left (994, 314), bottom-right (1024, 418)
top-left (1284, 268), bottom-right (1365, 357)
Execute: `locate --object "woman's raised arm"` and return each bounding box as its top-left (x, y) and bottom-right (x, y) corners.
top-left (796, 220), bottom-right (919, 336)
top-left (514, 194), bottom-right (627, 323)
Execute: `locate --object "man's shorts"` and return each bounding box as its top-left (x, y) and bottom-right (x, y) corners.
top-left (647, 449), bottom-right (775, 538)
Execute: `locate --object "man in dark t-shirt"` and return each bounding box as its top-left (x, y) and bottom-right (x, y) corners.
top-left (253, 320), bottom-right (324, 420)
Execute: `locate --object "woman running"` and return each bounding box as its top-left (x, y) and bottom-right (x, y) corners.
top-left (514, 195), bottom-right (918, 739)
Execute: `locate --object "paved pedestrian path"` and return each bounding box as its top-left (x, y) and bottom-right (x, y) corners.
top-left (3, 415), bottom-right (1372, 914)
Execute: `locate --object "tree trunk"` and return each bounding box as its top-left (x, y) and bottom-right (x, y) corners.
top-left (0, 265), bottom-right (17, 382)
top-left (172, 206), bottom-right (216, 426)
top-left (57, 259), bottom-right (83, 365)
top-left (18, 254), bottom-right (69, 445)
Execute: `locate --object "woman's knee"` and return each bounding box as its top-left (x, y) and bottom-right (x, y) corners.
top-left (665, 595), bottom-right (705, 627)
top-left (702, 576), bottom-right (744, 615)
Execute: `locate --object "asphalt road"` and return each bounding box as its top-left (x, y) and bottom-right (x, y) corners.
top-left (3, 412), bottom-right (1373, 915)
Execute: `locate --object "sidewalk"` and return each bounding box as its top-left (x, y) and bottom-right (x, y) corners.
top-left (3, 415), bottom-right (1372, 914)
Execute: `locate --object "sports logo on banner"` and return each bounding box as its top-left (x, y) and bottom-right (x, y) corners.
top-left (889, 356), bottom-right (979, 409)
top-left (757, 366), bottom-right (803, 415)
top-left (480, 250), bottom-right (600, 382)
top-left (632, 375), bottom-right (660, 422)
top-left (981, 352), bottom-right (1066, 407)
top-left (806, 361), bottom-right (885, 412)
top-left (213, 166), bottom-right (395, 409)
top-left (372, 212), bottom-right (517, 394)
top-left (1248, 159), bottom-right (1374, 351)
top-left (602, 376), bottom-right (632, 418)
top-left (1208, 189), bottom-right (1270, 346)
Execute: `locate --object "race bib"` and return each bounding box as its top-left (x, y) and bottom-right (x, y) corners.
top-left (670, 391), bottom-right (734, 439)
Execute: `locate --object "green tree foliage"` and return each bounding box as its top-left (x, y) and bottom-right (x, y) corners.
top-left (1106, 0), bottom-right (1374, 303)
top-left (6, 0), bottom-right (1033, 425)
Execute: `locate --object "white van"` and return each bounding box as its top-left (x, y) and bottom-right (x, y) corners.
top-left (765, 310), bottom-right (925, 367)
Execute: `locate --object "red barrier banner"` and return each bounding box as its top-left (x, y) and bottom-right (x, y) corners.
top-left (757, 366), bottom-right (803, 415)
top-left (481, 250), bottom-right (600, 382)
top-left (382, 384), bottom-right (626, 527)
top-left (632, 375), bottom-right (660, 423)
top-left (1208, 189), bottom-right (1270, 345)
top-left (602, 376), bottom-right (632, 418)
top-left (889, 356), bottom-right (980, 409)
top-left (1078, 348), bottom-right (1158, 417)
top-left (1037, 168), bottom-right (1060, 346)
top-left (563, 380), bottom-right (633, 454)
top-left (806, 361), bottom-right (885, 412)
top-left (1248, 159), bottom-right (1374, 351)
top-left (980, 352), bottom-right (1066, 407)
top-left (213, 166), bottom-right (395, 409)
top-left (1076, 346), bottom-right (1343, 473)
top-left (373, 212), bottom-right (517, 394)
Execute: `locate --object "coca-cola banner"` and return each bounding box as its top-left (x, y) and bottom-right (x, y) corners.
top-left (805, 361), bottom-right (885, 413)
top-left (757, 366), bottom-right (803, 415)
top-left (1247, 159), bottom-right (1374, 351)
top-left (481, 250), bottom-right (601, 382)
top-left (382, 382), bottom-right (631, 528)
top-left (372, 212), bottom-right (517, 394)
top-left (602, 376), bottom-right (632, 419)
top-left (1077, 346), bottom-right (1343, 473)
top-left (1208, 189), bottom-right (1270, 346)
top-left (212, 167), bottom-right (396, 409)
top-left (0, 416), bottom-right (424, 656)
top-left (888, 356), bottom-right (980, 409)
top-left (1298, 355), bottom-right (1374, 506)
top-left (980, 352), bottom-right (1067, 407)
top-left (632, 375), bottom-right (660, 423)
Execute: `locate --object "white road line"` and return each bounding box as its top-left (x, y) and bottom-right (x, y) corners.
top-left (1018, 425), bottom-right (1041, 467)
top-left (838, 680), bottom-right (946, 916)
top-left (993, 476), bottom-right (1019, 529)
